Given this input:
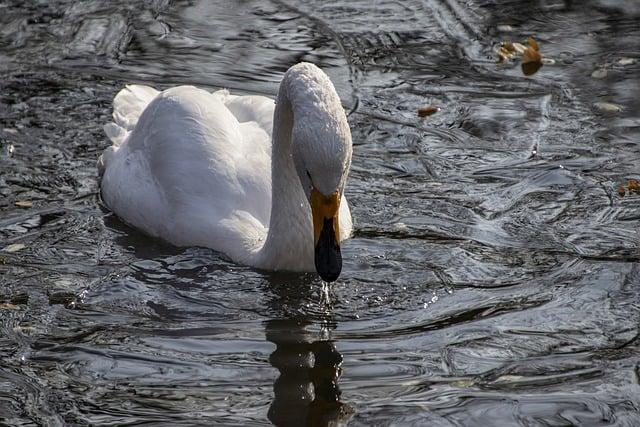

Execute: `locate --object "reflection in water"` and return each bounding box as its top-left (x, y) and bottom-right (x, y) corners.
top-left (266, 318), bottom-right (353, 427)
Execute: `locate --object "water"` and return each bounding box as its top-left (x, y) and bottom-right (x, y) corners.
top-left (1, 0), bottom-right (639, 425)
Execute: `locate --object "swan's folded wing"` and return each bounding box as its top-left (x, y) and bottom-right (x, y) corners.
top-left (113, 85), bottom-right (160, 132)
top-left (123, 86), bottom-right (270, 226)
top-left (102, 85), bottom-right (159, 150)
top-left (219, 93), bottom-right (275, 138)
top-left (101, 85), bottom-right (273, 259)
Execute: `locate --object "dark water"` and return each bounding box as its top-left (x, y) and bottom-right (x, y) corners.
top-left (1, 0), bottom-right (640, 425)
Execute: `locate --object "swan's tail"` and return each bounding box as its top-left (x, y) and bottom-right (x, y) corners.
top-left (98, 85), bottom-right (159, 177)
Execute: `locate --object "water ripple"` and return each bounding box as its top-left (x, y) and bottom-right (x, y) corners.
top-left (1, 0), bottom-right (639, 425)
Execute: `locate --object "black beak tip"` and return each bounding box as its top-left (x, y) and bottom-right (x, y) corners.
top-left (318, 263), bottom-right (342, 282)
top-left (315, 217), bottom-right (342, 282)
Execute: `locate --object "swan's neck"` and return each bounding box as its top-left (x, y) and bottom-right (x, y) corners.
top-left (255, 86), bottom-right (314, 270)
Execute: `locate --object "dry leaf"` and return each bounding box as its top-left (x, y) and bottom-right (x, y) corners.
top-left (522, 37), bottom-right (543, 76)
top-left (449, 379), bottom-right (474, 387)
top-left (617, 180), bottom-right (639, 197)
top-left (417, 105), bottom-right (439, 117)
top-left (497, 24), bottom-right (514, 33)
top-left (496, 47), bottom-right (512, 63)
top-left (511, 43), bottom-right (528, 55)
top-left (496, 42), bottom-right (521, 62)
top-left (593, 102), bottom-right (623, 114)
top-left (618, 57), bottom-right (635, 66)
top-left (3, 243), bottom-right (25, 253)
top-left (500, 41), bottom-right (516, 52)
top-left (497, 37), bottom-right (544, 76)
top-left (14, 201), bottom-right (33, 208)
top-left (522, 56), bottom-right (543, 75)
top-left (618, 186), bottom-right (626, 197)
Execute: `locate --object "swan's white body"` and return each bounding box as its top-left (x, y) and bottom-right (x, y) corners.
top-left (99, 63), bottom-right (352, 272)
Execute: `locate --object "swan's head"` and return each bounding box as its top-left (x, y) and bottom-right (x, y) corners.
top-left (289, 80), bottom-right (352, 282)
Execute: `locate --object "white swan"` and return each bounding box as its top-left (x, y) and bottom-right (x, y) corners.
top-left (98, 63), bottom-right (353, 281)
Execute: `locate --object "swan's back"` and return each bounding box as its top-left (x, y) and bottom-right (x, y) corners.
top-left (99, 85), bottom-right (275, 259)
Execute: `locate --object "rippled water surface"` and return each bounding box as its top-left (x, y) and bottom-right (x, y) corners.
top-left (2, 0), bottom-right (640, 425)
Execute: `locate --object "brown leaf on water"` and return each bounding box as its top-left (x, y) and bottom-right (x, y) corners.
top-left (522, 37), bottom-right (543, 76)
top-left (501, 41), bottom-right (516, 52)
top-left (522, 57), bottom-right (543, 75)
top-left (15, 200), bottom-right (33, 208)
top-left (497, 37), bottom-right (544, 76)
top-left (618, 186), bottom-right (626, 197)
top-left (511, 43), bottom-right (527, 55)
top-left (496, 41), bottom-right (523, 62)
top-left (618, 180), bottom-right (640, 197)
top-left (418, 105), bottom-right (439, 117)
top-left (496, 46), bottom-right (511, 63)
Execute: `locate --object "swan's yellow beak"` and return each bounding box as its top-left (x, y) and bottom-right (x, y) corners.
top-left (310, 189), bottom-right (342, 282)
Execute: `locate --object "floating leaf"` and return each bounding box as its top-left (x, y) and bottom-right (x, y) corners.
top-left (497, 37), bottom-right (544, 76)
top-left (593, 102), bottom-right (623, 114)
top-left (591, 68), bottom-right (607, 79)
top-left (617, 180), bottom-right (639, 197)
top-left (417, 105), bottom-right (439, 117)
top-left (449, 379), bottom-right (474, 387)
top-left (511, 42), bottom-right (528, 55)
top-left (522, 57), bottom-right (542, 75)
top-left (618, 57), bottom-right (635, 66)
top-left (3, 243), bottom-right (25, 253)
top-left (496, 47), bottom-right (512, 63)
top-left (496, 24), bottom-right (514, 33)
top-left (522, 37), bottom-right (543, 76)
top-left (14, 200), bottom-right (33, 208)
top-left (496, 42), bottom-right (523, 62)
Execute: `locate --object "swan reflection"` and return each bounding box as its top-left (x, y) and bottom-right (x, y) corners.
top-left (266, 318), bottom-right (353, 426)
